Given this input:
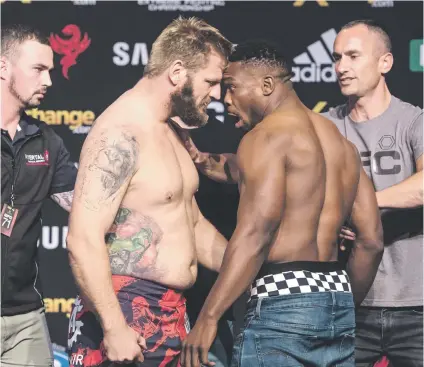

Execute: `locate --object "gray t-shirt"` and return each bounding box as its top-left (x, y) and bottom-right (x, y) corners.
top-left (323, 95), bottom-right (423, 307)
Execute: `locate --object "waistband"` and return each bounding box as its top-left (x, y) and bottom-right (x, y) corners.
top-left (255, 261), bottom-right (344, 280)
top-left (1, 301), bottom-right (42, 317)
top-left (360, 306), bottom-right (423, 311)
top-left (112, 275), bottom-right (186, 308)
top-left (251, 261), bottom-right (351, 300)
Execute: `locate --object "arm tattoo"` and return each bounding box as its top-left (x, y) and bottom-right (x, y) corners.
top-left (91, 134), bottom-right (138, 195)
top-left (105, 207), bottom-right (164, 279)
top-left (51, 190), bottom-right (74, 212)
top-left (78, 131), bottom-right (139, 211)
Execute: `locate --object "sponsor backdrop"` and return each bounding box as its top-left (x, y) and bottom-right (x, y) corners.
top-left (2, 1), bottom-right (423, 365)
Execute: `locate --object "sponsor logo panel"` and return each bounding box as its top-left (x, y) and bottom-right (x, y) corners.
top-left (292, 29), bottom-right (337, 83)
top-left (368, 0), bottom-right (394, 7)
top-left (49, 25), bottom-right (91, 80)
top-left (26, 109), bottom-right (95, 134)
top-left (137, 0), bottom-right (225, 12)
top-left (410, 39), bottom-right (424, 72)
top-left (44, 298), bottom-right (75, 318)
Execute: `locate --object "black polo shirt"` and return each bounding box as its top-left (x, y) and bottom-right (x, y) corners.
top-left (1, 113), bottom-right (77, 316)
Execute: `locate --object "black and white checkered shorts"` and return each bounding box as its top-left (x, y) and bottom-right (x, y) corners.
top-left (250, 269), bottom-right (351, 300)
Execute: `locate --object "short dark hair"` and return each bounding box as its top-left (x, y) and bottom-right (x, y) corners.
top-left (341, 19), bottom-right (392, 53)
top-left (1, 24), bottom-right (50, 59)
top-left (229, 40), bottom-right (293, 82)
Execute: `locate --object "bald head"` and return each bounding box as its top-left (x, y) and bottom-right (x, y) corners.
top-left (340, 20), bottom-right (392, 56)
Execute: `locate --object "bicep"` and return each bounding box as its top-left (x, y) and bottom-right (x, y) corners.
top-left (70, 126), bottom-right (139, 236)
top-left (351, 167), bottom-right (382, 242)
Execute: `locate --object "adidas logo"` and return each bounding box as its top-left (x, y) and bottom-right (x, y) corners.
top-left (292, 28), bottom-right (337, 83)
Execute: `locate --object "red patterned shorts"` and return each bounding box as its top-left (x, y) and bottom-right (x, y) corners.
top-left (68, 275), bottom-right (189, 367)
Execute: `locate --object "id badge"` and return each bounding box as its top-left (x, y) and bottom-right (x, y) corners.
top-left (1, 204), bottom-right (19, 237)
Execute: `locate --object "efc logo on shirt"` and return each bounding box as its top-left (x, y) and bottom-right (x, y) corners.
top-left (360, 136), bottom-right (402, 175)
top-left (410, 39), bottom-right (423, 72)
top-left (361, 151), bottom-right (401, 175)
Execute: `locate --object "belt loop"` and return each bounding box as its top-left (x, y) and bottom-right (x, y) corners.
top-left (255, 297), bottom-right (263, 319)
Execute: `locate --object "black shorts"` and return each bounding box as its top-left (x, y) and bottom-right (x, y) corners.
top-left (68, 275), bottom-right (189, 366)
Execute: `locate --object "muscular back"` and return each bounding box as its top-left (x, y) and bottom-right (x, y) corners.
top-left (310, 111), bottom-right (360, 260)
top-left (237, 106), bottom-right (360, 264)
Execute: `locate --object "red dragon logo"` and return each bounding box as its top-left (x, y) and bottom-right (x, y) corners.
top-left (49, 25), bottom-right (91, 80)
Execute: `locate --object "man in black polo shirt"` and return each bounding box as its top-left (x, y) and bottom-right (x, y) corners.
top-left (1, 24), bottom-right (77, 366)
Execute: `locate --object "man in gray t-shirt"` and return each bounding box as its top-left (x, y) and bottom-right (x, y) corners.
top-left (323, 20), bottom-right (423, 367)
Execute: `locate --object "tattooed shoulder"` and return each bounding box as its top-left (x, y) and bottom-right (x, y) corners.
top-left (78, 129), bottom-right (140, 211)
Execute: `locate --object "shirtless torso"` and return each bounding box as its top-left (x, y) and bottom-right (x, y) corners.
top-left (95, 92), bottom-right (200, 290)
top-left (245, 105), bottom-right (360, 264)
top-left (182, 103), bottom-right (382, 284)
top-left (201, 99), bottom-right (383, 309)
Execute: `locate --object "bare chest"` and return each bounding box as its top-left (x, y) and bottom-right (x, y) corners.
top-left (130, 129), bottom-right (199, 205)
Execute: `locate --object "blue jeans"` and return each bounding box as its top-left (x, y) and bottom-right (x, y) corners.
top-left (231, 292), bottom-right (355, 367)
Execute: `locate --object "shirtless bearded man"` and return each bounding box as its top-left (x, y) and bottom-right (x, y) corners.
top-left (66, 17), bottom-right (232, 367)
